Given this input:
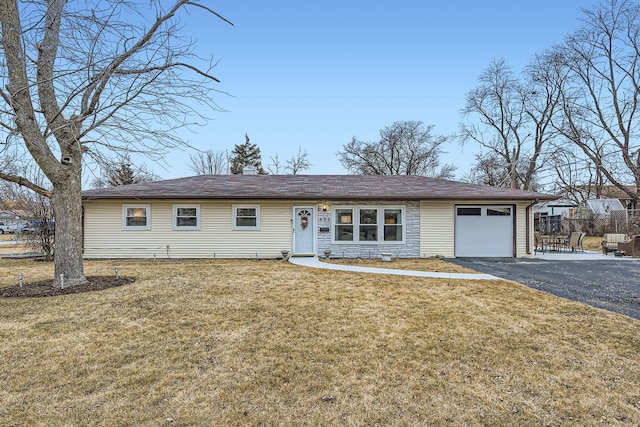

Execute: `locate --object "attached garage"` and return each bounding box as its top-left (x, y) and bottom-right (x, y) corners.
top-left (83, 175), bottom-right (557, 259)
top-left (454, 205), bottom-right (515, 257)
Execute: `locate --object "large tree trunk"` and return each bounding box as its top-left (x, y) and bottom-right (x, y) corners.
top-left (51, 168), bottom-right (87, 287)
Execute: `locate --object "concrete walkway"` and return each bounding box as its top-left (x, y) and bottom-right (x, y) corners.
top-left (288, 256), bottom-right (500, 280)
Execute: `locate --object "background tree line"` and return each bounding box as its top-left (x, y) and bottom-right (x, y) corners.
top-left (460, 0), bottom-right (640, 211)
top-left (1, 0), bottom-right (638, 286)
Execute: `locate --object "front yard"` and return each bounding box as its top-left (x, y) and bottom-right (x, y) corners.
top-left (1, 258), bottom-right (639, 426)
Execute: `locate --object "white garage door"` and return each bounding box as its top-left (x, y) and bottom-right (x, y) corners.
top-left (455, 205), bottom-right (514, 257)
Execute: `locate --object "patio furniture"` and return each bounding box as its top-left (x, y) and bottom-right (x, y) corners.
top-left (602, 233), bottom-right (630, 255)
top-left (534, 231), bottom-right (546, 254)
top-left (556, 232), bottom-right (573, 252)
top-left (567, 232), bottom-right (586, 252)
top-left (617, 235), bottom-right (640, 257)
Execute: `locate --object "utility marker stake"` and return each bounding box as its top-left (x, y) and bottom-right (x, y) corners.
top-left (19, 273), bottom-right (23, 288)
top-left (60, 273), bottom-right (64, 290)
top-left (115, 267), bottom-right (119, 280)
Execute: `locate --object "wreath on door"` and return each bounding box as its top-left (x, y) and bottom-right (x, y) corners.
top-left (298, 210), bottom-right (311, 229)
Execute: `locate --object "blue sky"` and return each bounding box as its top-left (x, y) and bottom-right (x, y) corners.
top-left (155, 0), bottom-right (601, 179)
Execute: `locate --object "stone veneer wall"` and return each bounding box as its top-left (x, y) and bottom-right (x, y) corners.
top-left (316, 200), bottom-right (420, 259)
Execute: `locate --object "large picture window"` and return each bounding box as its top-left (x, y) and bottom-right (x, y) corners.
top-left (123, 205), bottom-right (151, 230)
top-left (173, 205), bottom-right (200, 230)
top-left (233, 205), bottom-right (260, 230)
top-left (333, 206), bottom-right (405, 243)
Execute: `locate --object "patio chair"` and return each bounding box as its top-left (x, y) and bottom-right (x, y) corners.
top-left (602, 233), bottom-right (630, 255)
top-left (567, 232), bottom-right (585, 252)
top-left (577, 232), bottom-right (586, 252)
top-left (534, 231), bottom-right (545, 254)
top-left (617, 235), bottom-right (640, 257)
top-left (558, 232), bottom-right (573, 252)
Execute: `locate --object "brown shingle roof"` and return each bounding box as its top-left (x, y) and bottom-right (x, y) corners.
top-left (82, 175), bottom-right (558, 201)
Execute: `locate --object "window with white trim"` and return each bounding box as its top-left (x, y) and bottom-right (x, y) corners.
top-left (173, 205), bottom-right (200, 230)
top-left (383, 208), bottom-right (403, 241)
top-left (335, 208), bottom-right (354, 241)
top-left (123, 205), bottom-right (151, 230)
top-left (333, 206), bottom-right (405, 243)
top-left (359, 208), bottom-right (378, 241)
top-left (233, 205), bottom-right (260, 230)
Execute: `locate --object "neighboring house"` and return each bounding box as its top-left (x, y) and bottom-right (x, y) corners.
top-left (534, 199), bottom-right (578, 218)
top-left (573, 185), bottom-right (638, 211)
top-left (81, 175), bottom-right (557, 259)
top-left (534, 199), bottom-right (580, 235)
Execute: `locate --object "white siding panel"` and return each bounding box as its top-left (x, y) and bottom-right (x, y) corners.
top-left (420, 201), bottom-right (455, 258)
top-left (83, 200), bottom-right (299, 259)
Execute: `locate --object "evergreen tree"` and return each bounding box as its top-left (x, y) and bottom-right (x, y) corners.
top-left (108, 162), bottom-right (137, 186)
top-left (91, 155), bottom-right (160, 188)
top-left (230, 133), bottom-right (265, 174)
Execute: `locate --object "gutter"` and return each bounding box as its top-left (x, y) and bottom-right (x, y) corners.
top-left (525, 199), bottom-right (540, 255)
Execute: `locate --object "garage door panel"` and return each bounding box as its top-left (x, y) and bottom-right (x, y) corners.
top-left (455, 205), bottom-right (513, 257)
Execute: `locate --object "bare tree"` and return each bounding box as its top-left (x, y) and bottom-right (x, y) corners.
top-left (553, 0), bottom-right (640, 208)
top-left (266, 153), bottom-right (282, 174)
top-left (548, 145), bottom-right (603, 205)
top-left (0, 167), bottom-right (55, 260)
top-left (463, 153), bottom-right (512, 187)
top-left (338, 121), bottom-right (455, 178)
top-left (460, 58), bottom-right (560, 190)
top-left (0, 1), bottom-right (231, 285)
top-left (266, 147), bottom-right (312, 175)
top-left (189, 149), bottom-right (229, 175)
top-left (285, 146), bottom-right (312, 175)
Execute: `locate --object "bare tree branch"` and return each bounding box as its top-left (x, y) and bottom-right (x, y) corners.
top-left (338, 121), bottom-right (455, 178)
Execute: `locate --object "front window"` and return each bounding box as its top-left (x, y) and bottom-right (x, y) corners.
top-left (335, 209), bottom-right (354, 241)
top-left (173, 205), bottom-right (200, 230)
top-left (332, 206), bottom-right (405, 243)
top-left (123, 205), bottom-right (151, 230)
top-left (359, 209), bottom-right (378, 241)
top-left (233, 205), bottom-right (260, 230)
top-left (383, 209), bottom-right (403, 241)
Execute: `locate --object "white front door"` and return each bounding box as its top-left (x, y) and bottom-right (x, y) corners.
top-left (293, 207), bottom-right (315, 255)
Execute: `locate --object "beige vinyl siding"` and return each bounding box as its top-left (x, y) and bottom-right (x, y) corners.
top-left (83, 200), bottom-right (300, 259)
top-left (420, 200), bottom-right (535, 258)
top-left (515, 201), bottom-right (533, 257)
top-left (420, 201), bottom-right (455, 258)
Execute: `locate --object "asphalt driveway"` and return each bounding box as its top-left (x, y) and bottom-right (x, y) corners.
top-left (449, 257), bottom-right (640, 321)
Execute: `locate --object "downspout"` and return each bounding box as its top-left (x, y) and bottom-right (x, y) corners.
top-left (525, 199), bottom-right (539, 255)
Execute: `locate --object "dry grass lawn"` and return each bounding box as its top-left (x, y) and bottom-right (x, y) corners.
top-left (0, 234), bottom-right (30, 256)
top-left (1, 258), bottom-right (639, 426)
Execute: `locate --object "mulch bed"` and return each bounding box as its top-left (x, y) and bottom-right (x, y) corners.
top-left (0, 276), bottom-right (135, 299)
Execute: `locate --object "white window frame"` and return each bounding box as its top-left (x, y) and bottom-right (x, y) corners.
top-left (332, 205), bottom-right (405, 244)
top-left (122, 204), bottom-right (151, 230)
top-left (172, 204), bottom-right (201, 231)
top-left (232, 204), bottom-right (260, 230)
